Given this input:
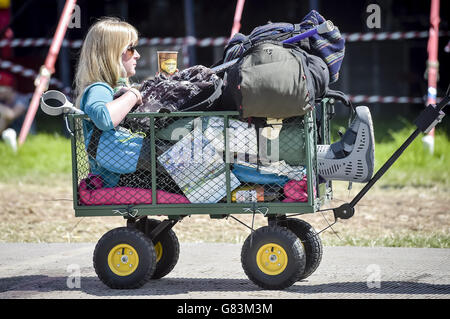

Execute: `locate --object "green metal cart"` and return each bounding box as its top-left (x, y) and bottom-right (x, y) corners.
top-left (67, 98), bottom-right (336, 290)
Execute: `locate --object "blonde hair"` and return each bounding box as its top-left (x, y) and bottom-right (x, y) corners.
top-left (74, 17), bottom-right (138, 107)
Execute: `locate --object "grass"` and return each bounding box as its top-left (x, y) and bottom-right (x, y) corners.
top-left (0, 133), bottom-right (71, 183)
top-left (375, 129), bottom-right (450, 187)
top-left (320, 231), bottom-right (449, 248)
top-left (331, 117), bottom-right (450, 187)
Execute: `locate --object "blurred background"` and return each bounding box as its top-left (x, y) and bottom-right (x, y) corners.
top-left (0, 0), bottom-right (448, 135)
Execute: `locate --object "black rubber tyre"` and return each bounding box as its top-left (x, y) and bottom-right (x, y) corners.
top-left (284, 218), bottom-right (323, 280)
top-left (241, 226), bottom-right (306, 290)
top-left (136, 218), bottom-right (180, 279)
top-left (93, 227), bottom-right (156, 289)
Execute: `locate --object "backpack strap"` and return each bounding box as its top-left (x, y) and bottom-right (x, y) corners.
top-left (181, 77), bottom-right (224, 112)
top-left (87, 125), bottom-right (102, 159)
top-left (242, 37), bottom-right (253, 52)
top-left (251, 117), bottom-right (268, 170)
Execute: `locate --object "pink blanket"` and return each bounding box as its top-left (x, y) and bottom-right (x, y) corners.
top-left (78, 174), bottom-right (190, 206)
top-left (282, 177), bottom-right (316, 203)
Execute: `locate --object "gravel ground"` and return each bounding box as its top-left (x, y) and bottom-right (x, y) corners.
top-left (0, 243), bottom-right (449, 299)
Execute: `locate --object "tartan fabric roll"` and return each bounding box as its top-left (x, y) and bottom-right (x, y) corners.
top-left (298, 10), bottom-right (345, 83)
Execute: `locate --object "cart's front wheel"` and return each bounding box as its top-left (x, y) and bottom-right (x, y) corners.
top-left (241, 226), bottom-right (306, 290)
top-left (93, 227), bottom-right (156, 289)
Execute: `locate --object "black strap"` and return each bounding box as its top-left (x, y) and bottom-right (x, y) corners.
top-left (181, 77), bottom-right (224, 112)
top-left (330, 141), bottom-right (346, 159)
top-left (325, 89), bottom-right (352, 108)
top-left (342, 129), bottom-right (357, 146)
top-left (252, 117), bottom-right (268, 169)
top-left (87, 125), bottom-right (102, 159)
top-left (242, 37), bottom-right (253, 51)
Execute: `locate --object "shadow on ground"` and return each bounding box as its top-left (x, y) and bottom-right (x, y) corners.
top-left (1, 275), bottom-right (449, 297)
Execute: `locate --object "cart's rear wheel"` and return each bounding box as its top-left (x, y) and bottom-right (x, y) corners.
top-left (241, 226), bottom-right (305, 290)
top-left (136, 218), bottom-right (180, 279)
top-left (283, 218), bottom-right (323, 280)
top-left (93, 227), bottom-right (156, 289)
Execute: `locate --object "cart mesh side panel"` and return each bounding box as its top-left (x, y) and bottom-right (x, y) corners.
top-left (73, 117), bottom-right (89, 204)
top-left (224, 115), bottom-right (308, 204)
top-left (73, 113), bottom-right (314, 207)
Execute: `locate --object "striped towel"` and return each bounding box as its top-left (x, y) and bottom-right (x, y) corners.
top-left (299, 10), bottom-right (345, 83)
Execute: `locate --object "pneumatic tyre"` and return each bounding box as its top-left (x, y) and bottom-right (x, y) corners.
top-left (241, 226), bottom-right (306, 290)
top-left (284, 218), bottom-right (323, 280)
top-left (136, 218), bottom-right (180, 279)
top-left (93, 227), bottom-right (156, 289)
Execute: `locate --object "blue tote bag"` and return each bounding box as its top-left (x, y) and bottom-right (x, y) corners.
top-left (87, 125), bottom-right (144, 174)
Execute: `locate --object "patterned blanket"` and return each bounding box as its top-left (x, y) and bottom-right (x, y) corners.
top-left (298, 10), bottom-right (345, 83)
top-left (117, 65), bottom-right (220, 131)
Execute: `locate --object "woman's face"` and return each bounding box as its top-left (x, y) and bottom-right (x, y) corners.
top-left (122, 43), bottom-right (140, 77)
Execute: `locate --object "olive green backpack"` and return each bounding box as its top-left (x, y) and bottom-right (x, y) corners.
top-left (222, 41), bottom-right (314, 119)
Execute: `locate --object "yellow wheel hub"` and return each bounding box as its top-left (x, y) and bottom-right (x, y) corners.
top-left (107, 244), bottom-right (139, 276)
top-left (256, 243), bottom-right (288, 276)
top-left (154, 242), bottom-right (163, 263)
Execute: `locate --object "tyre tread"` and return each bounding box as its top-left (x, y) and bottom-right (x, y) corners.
top-left (285, 219), bottom-right (323, 280)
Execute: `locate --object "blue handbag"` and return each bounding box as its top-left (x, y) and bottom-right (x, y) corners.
top-left (87, 125), bottom-right (144, 174)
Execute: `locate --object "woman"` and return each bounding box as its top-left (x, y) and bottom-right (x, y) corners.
top-left (74, 17), bottom-right (143, 187)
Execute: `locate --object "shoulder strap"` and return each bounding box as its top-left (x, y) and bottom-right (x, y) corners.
top-left (251, 117), bottom-right (268, 170)
top-left (87, 125), bottom-right (102, 159)
top-left (181, 77), bottom-right (224, 112)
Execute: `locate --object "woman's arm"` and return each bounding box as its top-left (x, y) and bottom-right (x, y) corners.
top-left (106, 88), bottom-right (142, 127)
top-left (83, 84), bottom-right (142, 129)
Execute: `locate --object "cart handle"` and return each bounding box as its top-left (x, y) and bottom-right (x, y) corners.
top-left (333, 83), bottom-right (450, 220)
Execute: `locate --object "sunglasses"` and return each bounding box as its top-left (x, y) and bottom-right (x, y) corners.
top-left (124, 45), bottom-right (138, 57)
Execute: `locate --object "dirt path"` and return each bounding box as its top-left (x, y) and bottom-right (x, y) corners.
top-left (0, 178), bottom-right (449, 246)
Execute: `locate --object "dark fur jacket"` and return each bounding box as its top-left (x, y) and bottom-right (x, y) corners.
top-left (116, 65), bottom-right (221, 132)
